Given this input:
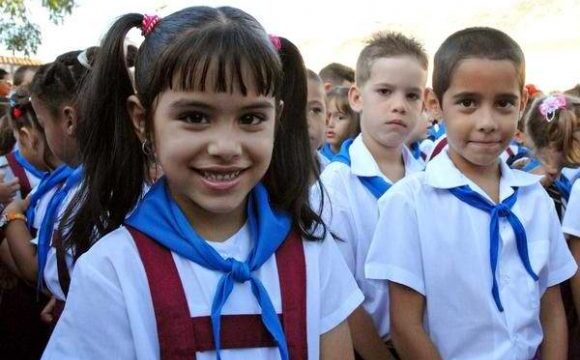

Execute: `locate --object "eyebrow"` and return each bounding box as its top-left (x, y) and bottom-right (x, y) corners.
top-left (169, 99), bottom-right (275, 111)
top-left (452, 92), bottom-right (519, 100)
top-left (375, 83), bottom-right (422, 93)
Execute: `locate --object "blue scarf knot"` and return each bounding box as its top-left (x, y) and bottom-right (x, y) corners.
top-left (229, 259), bottom-right (251, 282)
top-left (449, 185), bottom-right (538, 312)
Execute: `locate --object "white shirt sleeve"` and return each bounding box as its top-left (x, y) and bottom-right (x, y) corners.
top-left (316, 233), bottom-right (364, 334)
top-left (320, 167), bottom-right (357, 274)
top-left (41, 253), bottom-right (137, 360)
top-left (562, 181), bottom-right (580, 238)
top-left (545, 198), bottom-right (578, 288)
top-left (365, 188), bottom-right (426, 296)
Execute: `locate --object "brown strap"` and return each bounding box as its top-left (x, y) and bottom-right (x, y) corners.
top-left (6, 152), bottom-right (32, 198)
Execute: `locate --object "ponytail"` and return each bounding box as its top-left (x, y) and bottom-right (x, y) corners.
top-left (62, 14), bottom-right (147, 258)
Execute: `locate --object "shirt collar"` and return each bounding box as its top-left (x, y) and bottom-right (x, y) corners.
top-left (425, 149), bottom-right (542, 201)
top-left (349, 134), bottom-right (424, 182)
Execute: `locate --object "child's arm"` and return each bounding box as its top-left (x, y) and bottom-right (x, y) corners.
top-left (389, 281), bottom-right (442, 360)
top-left (320, 320), bottom-right (354, 360)
top-left (569, 236), bottom-right (580, 318)
top-left (0, 239), bottom-right (22, 277)
top-left (4, 198), bottom-right (37, 284)
top-left (347, 306), bottom-right (391, 359)
top-left (539, 285), bottom-right (567, 360)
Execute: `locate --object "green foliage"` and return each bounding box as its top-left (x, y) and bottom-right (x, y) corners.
top-left (0, 0), bottom-right (75, 56)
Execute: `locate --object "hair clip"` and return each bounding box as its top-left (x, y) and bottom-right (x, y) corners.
top-left (525, 84), bottom-right (540, 98)
top-left (269, 34), bottom-right (282, 50)
top-left (141, 14), bottom-right (161, 36)
top-left (539, 95), bottom-right (567, 122)
top-left (11, 107), bottom-right (23, 119)
top-left (77, 49), bottom-right (91, 70)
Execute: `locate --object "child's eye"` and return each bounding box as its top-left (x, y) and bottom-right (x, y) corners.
top-left (457, 99), bottom-right (476, 108)
top-left (407, 93), bottom-right (421, 101)
top-left (240, 113), bottom-right (266, 125)
top-left (496, 99), bottom-right (516, 109)
top-left (309, 106), bottom-right (324, 116)
top-left (377, 88), bottom-right (391, 96)
top-left (180, 112), bottom-right (208, 124)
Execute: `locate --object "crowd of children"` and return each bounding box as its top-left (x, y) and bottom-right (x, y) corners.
top-left (0, 4), bottom-right (578, 360)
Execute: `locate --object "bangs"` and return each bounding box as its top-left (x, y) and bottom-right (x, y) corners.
top-left (151, 25), bottom-right (282, 98)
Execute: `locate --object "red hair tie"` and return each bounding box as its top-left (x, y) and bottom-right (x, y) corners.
top-left (141, 14), bottom-right (160, 36)
top-left (11, 107), bottom-right (23, 119)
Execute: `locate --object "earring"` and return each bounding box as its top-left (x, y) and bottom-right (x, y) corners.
top-left (141, 139), bottom-right (153, 157)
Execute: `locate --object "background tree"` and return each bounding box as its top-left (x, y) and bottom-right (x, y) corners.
top-left (0, 0), bottom-right (75, 56)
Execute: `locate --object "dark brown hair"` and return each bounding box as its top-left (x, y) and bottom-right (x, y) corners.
top-left (326, 86), bottom-right (360, 138)
top-left (433, 27), bottom-right (525, 104)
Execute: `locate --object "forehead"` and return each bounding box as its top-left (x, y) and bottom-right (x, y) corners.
top-left (447, 58), bottom-right (520, 94)
top-left (307, 79), bottom-right (325, 100)
top-left (366, 56), bottom-right (427, 87)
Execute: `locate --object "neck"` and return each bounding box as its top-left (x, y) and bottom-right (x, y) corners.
top-left (361, 132), bottom-right (405, 179)
top-left (169, 186), bottom-right (247, 243)
top-left (330, 143), bottom-right (341, 153)
top-left (447, 148), bottom-right (501, 202)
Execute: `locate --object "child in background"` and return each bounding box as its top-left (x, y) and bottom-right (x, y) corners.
top-left (526, 93), bottom-right (580, 358)
top-left (320, 86), bottom-right (360, 162)
top-left (319, 62), bottom-right (355, 92)
top-left (321, 31), bottom-right (427, 359)
top-left (42, 7), bottom-right (362, 359)
top-left (366, 27), bottom-right (576, 359)
top-left (306, 70), bottom-right (329, 172)
top-left (406, 110), bottom-right (433, 165)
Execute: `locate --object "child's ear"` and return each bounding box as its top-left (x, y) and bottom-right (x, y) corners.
top-left (127, 95), bottom-right (147, 142)
top-left (323, 82), bottom-right (333, 93)
top-left (519, 87), bottom-right (529, 113)
top-left (62, 105), bottom-right (78, 137)
top-left (348, 85), bottom-right (363, 113)
top-left (425, 88), bottom-right (442, 120)
top-left (17, 127), bottom-right (32, 149)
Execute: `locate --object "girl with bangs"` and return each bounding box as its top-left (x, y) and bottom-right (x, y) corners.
top-left (42, 6), bottom-right (362, 360)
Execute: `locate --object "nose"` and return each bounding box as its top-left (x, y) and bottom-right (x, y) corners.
top-left (391, 93), bottom-right (407, 114)
top-left (476, 106), bottom-right (498, 134)
top-left (326, 115), bottom-right (335, 128)
top-left (207, 127), bottom-right (242, 161)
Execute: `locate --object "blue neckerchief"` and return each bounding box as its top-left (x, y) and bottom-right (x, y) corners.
top-left (25, 165), bottom-right (74, 228)
top-left (409, 142), bottom-right (422, 161)
top-left (320, 143), bottom-right (337, 162)
top-left (522, 158), bottom-right (541, 173)
top-left (554, 175), bottom-right (572, 202)
top-left (36, 166), bottom-right (83, 292)
top-left (13, 150), bottom-right (47, 179)
top-left (428, 121), bottom-right (446, 141)
top-left (334, 138), bottom-right (391, 199)
top-left (125, 178), bottom-right (292, 360)
top-left (448, 186), bottom-right (539, 312)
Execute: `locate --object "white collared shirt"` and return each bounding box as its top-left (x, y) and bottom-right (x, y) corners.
top-left (563, 179), bottom-right (580, 237)
top-left (366, 150), bottom-right (578, 360)
top-left (320, 134), bottom-right (424, 337)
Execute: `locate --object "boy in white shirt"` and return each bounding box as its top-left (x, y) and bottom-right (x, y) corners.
top-left (366, 27), bottom-right (577, 359)
top-left (321, 31), bottom-right (427, 359)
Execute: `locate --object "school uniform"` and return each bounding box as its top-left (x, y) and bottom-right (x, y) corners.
top-left (366, 150), bottom-right (578, 360)
top-left (320, 134), bottom-right (423, 337)
top-left (317, 151), bottom-right (331, 173)
top-left (42, 179), bottom-right (363, 360)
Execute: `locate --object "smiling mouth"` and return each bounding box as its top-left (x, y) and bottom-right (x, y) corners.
top-left (196, 169), bottom-right (244, 182)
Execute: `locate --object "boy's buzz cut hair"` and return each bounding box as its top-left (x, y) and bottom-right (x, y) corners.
top-left (432, 27), bottom-right (525, 103)
top-left (355, 31), bottom-right (428, 86)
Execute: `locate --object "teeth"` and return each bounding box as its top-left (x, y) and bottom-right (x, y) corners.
top-left (201, 170), bottom-right (241, 182)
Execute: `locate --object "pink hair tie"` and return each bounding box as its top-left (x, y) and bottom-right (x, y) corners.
top-left (539, 95), bottom-right (567, 122)
top-left (141, 14), bottom-right (160, 36)
top-left (269, 34), bottom-right (282, 50)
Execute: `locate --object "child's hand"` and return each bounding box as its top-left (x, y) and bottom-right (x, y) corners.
top-left (0, 172), bottom-right (20, 204)
top-left (40, 296), bottom-right (57, 324)
top-left (4, 196), bottom-right (29, 215)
